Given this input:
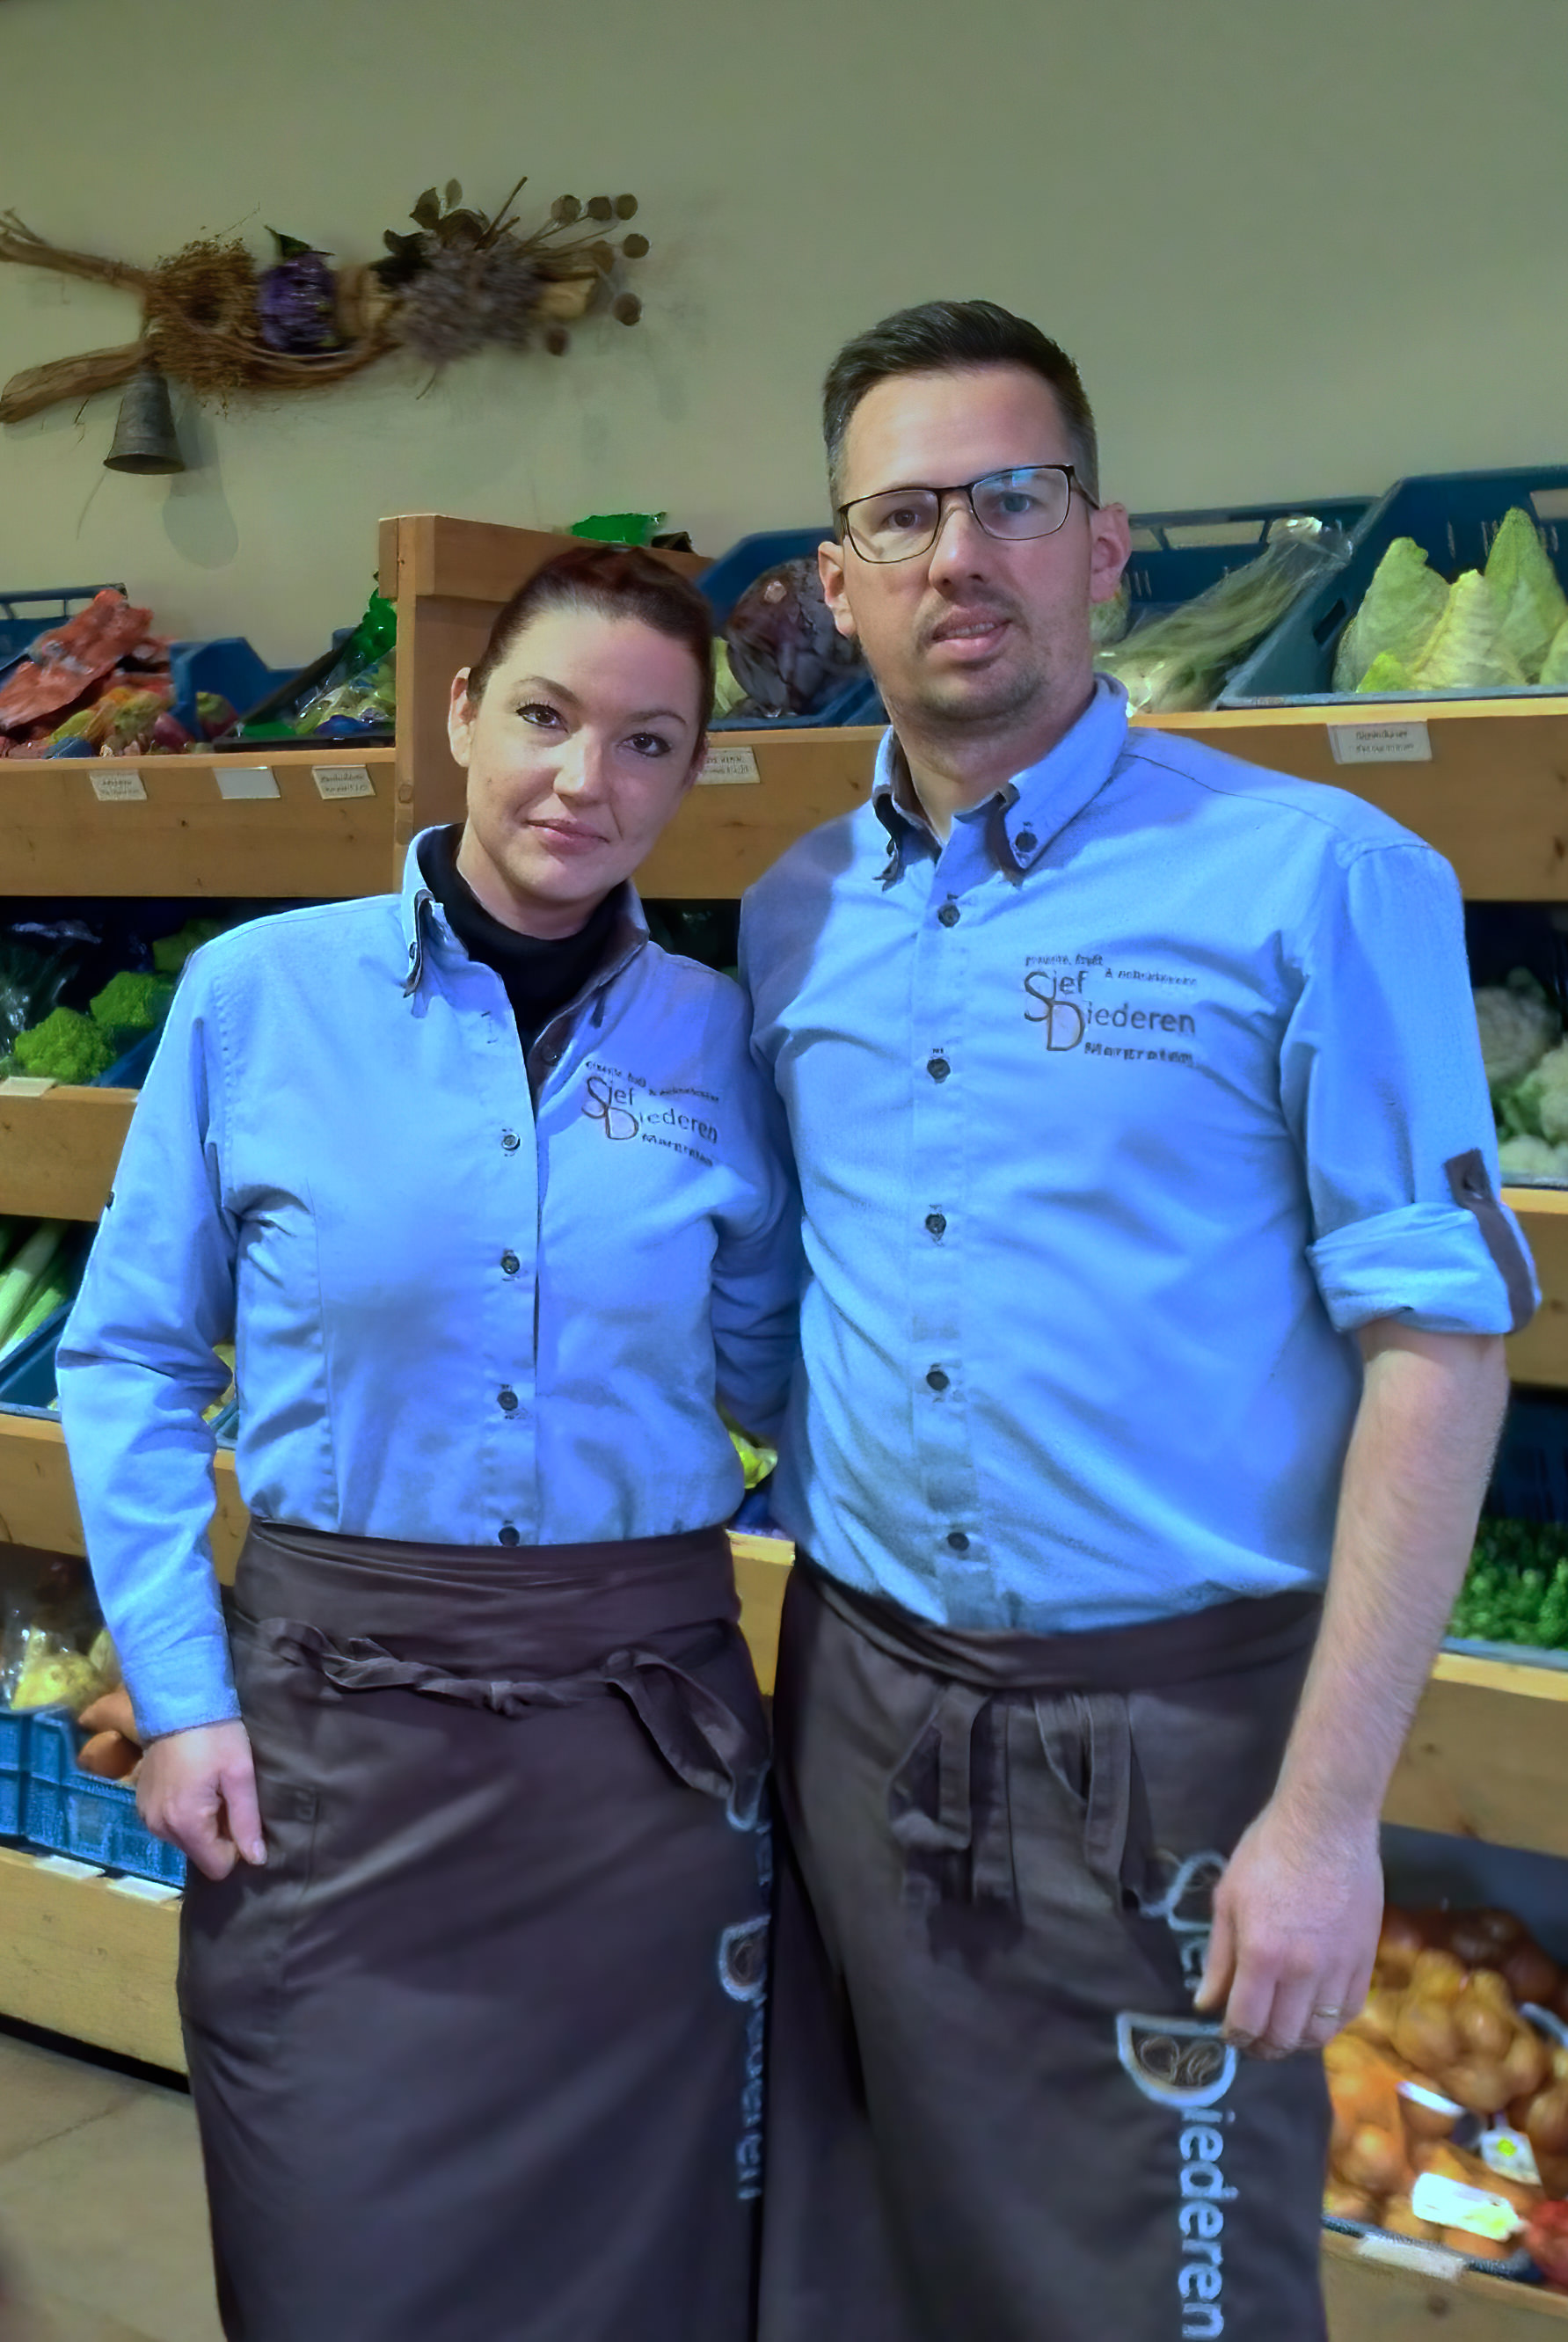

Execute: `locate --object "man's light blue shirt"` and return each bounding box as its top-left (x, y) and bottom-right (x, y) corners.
top-left (740, 676), bottom-right (1535, 1635)
top-left (58, 833), bottom-right (800, 1738)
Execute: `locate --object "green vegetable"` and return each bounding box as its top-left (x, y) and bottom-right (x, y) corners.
top-left (0, 1220), bottom-right (67, 1355)
top-left (1474, 970), bottom-right (1559, 1094)
top-left (11, 1007), bottom-right (116, 1085)
top-left (1542, 617), bottom-right (1568, 690)
top-left (1090, 578), bottom-right (1132, 649)
top-left (1356, 651), bottom-right (1415, 694)
top-left (1450, 1519), bottom-right (1568, 1650)
top-left (0, 1277), bottom-right (68, 1359)
top-left (1498, 1039), bottom-right (1568, 1145)
top-left (88, 969), bottom-right (174, 1035)
top-left (151, 917), bottom-right (227, 975)
top-left (1333, 537), bottom-right (1448, 692)
top-left (1408, 571), bottom-right (1526, 691)
top-left (1484, 507), bottom-right (1567, 681)
top-left (1097, 519), bottom-right (1349, 714)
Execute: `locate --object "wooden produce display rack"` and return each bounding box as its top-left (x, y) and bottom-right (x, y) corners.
top-left (4, 517), bottom-right (1568, 2332)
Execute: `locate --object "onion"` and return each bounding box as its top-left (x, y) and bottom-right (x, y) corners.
top-left (1377, 1909), bottom-right (1427, 1981)
top-left (1341, 2122), bottom-right (1408, 2198)
top-left (1446, 2058), bottom-right (1514, 2115)
top-left (1456, 1997), bottom-right (1514, 2061)
top-left (1501, 2026), bottom-right (1550, 2103)
top-left (1324, 2182), bottom-right (1376, 2223)
top-left (1445, 2229), bottom-right (1512, 2262)
top-left (1527, 2083), bottom-right (1568, 2158)
top-left (1499, 1943), bottom-right (1561, 2009)
top-left (1395, 1999), bottom-right (1462, 2074)
top-left (1382, 2195), bottom-right (1441, 2243)
top-left (1409, 1949), bottom-right (1467, 2003)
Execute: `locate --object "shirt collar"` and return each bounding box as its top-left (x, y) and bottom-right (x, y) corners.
top-left (398, 826), bottom-right (648, 1000)
top-left (870, 673), bottom-right (1131, 886)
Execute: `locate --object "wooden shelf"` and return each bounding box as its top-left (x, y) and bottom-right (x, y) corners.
top-left (1323, 2228), bottom-right (1568, 2336)
top-left (1153, 698), bottom-right (1568, 901)
top-left (1507, 1187), bottom-right (1568, 1388)
top-left (0, 747), bottom-right (398, 898)
top-left (0, 1082), bottom-right (137, 1221)
top-left (0, 1843), bottom-right (184, 2070)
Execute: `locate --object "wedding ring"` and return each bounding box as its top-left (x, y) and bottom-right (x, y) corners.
top-left (1312, 2005), bottom-right (1343, 2021)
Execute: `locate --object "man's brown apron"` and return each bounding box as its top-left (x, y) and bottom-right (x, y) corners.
top-left (760, 1558), bottom-right (1332, 2342)
top-left (180, 1520), bottom-right (770, 2342)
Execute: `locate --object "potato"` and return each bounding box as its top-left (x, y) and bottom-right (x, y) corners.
top-left (75, 1730), bottom-right (139, 1781)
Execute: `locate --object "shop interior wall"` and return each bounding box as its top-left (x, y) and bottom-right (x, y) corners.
top-left (1, 0), bottom-right (1564, 661)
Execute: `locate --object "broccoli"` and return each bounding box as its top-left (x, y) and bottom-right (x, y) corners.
top-left (1450, 1518), bottom-right (1568, 1650)
top-left (11, 1007), bottom-right (116, 1085)
top-left (1499, 1039), bottom-right (1568, 1145)
top-left (150, 917), bottom-right (228, 976)
top-left (89, 969), bottom-right (175, 1035)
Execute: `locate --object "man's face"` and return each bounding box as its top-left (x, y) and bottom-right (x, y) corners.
top-left (820, 365), bottom-right (1129, 734)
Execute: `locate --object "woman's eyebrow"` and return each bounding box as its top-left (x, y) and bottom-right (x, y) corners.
top-left (512, 675), bottom-right (688, 726)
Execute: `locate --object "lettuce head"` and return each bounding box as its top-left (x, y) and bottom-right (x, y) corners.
top-left (1541, 615), bottom-right (1568, 690)
top-left (1333, 536), bottom-right (1448, 692)
top-left (1410, 571), bottom-right (1526, 690)
top-left (1484, 507), bottom-right (1568, 682)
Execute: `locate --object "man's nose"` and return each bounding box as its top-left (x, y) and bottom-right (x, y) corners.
top-left (925, 495), bottom-right (994, 586)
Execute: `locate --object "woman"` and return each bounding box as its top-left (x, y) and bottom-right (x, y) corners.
top-left (57, 545), bottom-right (799, 2342)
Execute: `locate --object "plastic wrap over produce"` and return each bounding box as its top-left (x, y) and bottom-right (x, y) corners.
top-left (1095, 518), bottom-right (1352, 714)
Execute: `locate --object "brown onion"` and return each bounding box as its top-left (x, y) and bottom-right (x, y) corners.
top-left (1444, 2058), bottom-right (1513, 2115)
top-left (1527, 2082), bottom-right (1568, 2158)
top-left (1395, 1999), bottom-right (1462, 2074)
top-left (1409, 1949), bottom-right (1467, 2003)
top-left (1456, 1995), bottom-right (1514, 2062)
top-left (1500, 2025), bottom-right (1549, 2103)
top-left (1377, 1909), bottom-right (1428, 1981)
top-left (1382, 2195), bottom-right (1441, 2243)
top-left (1499, 1943), bottom-right (1561, 2009)
top-left (1341, 2123), bottom-right (1409, 2198)
top-left (1324, 2181), bottom-right (1377, 2223)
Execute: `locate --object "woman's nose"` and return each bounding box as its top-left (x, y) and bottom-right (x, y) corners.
top-left (555, 738), bottom-right (610, 800)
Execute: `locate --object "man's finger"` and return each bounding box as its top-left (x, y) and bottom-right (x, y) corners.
top-left (219, 1757), bottom-right (267, 1868)
top-left (1218, 1940), bottom-right (1278, 2049)
top-left (1255, 1971), bottom-right (1321, 2060)
top-left (1192, 1896), bottom-right (1236, 2016)
top-left (170, 1798), bottom-right (238, 1881)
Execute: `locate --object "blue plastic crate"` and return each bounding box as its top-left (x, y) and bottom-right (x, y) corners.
top-left (0, 584), bottom-right (128, 666)
top-left (1221, 466), bottom-right (1568, 706)
top-left (1119, 498), bottom-right (1375, 626)
top-left (0, 1706), bottom-right (28, 1773)
top-left (97, 1024), bottom-right (163, 1091)
top-left (23, 1767), bottom-right (184, 1886)
top-left (0, 1773), bottom-right (18, 1836)
top-left (165, 637), bottom-right (297, 738)
top-left (0, 1304), bottom-right (69, 1419)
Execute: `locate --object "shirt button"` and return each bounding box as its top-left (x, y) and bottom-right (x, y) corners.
top-left (500, 1251), bottom-right (521, 1276)
top-left (926, 1367), bottom-right (950, 1392)
top-left (498, 1524), bottom-right (521, 1547)
top-left (1015, 828), bottom-right (1038, 855)
top-left (498, 1387), bottom-right (519, 1413)
top-left (501, 1130), bottom-right (521, 1152)
top-left (927, 1055), bottom-right (951, 1083)
top-left (946, 1529), bottom-right (970, 1554)
top-left (924, 1211), bottom-right (947, 1239)
top-left (540, 1041), bottom-right (563, 1067)
top-left (937, 901), bottom-right (959, 928)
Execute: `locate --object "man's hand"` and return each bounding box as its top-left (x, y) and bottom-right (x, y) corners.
top-left (1193, 1795), bottom-right (1382, 2058)
top-left (137, 1720), bottom-right (266, 1882)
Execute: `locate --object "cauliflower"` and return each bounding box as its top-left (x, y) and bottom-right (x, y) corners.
top-left (1498, 1134), bottom-right (1568, 1181)
top-left (1499, 1038), bottom-right (1568, 1145)
top-left (11, 1007), bottom-right (116, 1085)
top-left (1473, 972), bottom-right (1558, 1092)
top-left (89, 969), bottom-right (175, 1035)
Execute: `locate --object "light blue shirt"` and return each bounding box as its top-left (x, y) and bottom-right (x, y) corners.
top-left (58, 835), bottom-right (799, 1738)
top-left (740, 677), bottom-right (1535, 1635)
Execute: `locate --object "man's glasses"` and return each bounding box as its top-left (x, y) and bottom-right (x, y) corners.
top-left (837, 464), bottom-right (1098, 565)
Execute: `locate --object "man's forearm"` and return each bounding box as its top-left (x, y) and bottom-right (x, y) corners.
top-left (1272, 1324), bottom-right (1509, 1832)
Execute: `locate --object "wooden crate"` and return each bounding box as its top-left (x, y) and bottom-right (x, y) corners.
top-left (0, 1844), bottom-right (184, 2071)
top-left (0, 1084), bottom-right (137, 1221)
top-left (1323, 2228), bottom-right (1568, 2336)
top-left (1509, 1189), bottom-right (1568, 1387)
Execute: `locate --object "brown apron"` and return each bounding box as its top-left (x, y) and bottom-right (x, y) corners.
top-left (760, 1558), bottom-right (1331, 2342)
top-left (180, 1520), bottom-right (770, 2342)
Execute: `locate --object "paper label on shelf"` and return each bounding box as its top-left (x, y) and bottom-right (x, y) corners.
top-left (1409, 2171), bottom-right (1522, 2240)
top-left (698, 747), bottom-right (762, 784)
top-left (33, 1855), bottom-right (105, 1881)
top-left (90, 769), bottom-right (147, 803)
top-left (106, 1874), bottom-right (182, 1903)
top-left (214, 765), bottom-right (281, 801)
top-left (0, 1076), bottom-right (57, 1097)
top-left (1480, 2125), bottom-right (1542, 2187)
top-left (1327, 721), bottom-right (1433, 765)
top-left (312, 762), bottom-right (375, 800)
top-left (1353, 2235), bottom-right (1464, 2281)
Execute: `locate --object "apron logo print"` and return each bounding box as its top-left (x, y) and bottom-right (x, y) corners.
top-left (717, 1915), bottom-right (769, 2003)
top-left (582, 1072), bottom-right (640, 1141)
top-left (1115, 2013), bottom-right (1236, 2109)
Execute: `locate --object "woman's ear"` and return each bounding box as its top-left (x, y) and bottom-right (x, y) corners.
top-left (447, 668), bottom-right (477, 768)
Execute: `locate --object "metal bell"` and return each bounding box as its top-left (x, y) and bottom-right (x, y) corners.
top-left (104, 364), bottom-right (185, 474)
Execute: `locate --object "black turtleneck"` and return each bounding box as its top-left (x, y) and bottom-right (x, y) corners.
top-left (418, 827), bottom-right (623, 1051)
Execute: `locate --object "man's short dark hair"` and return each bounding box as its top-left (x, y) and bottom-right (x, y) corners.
top-left (822, 298), bottom-right (1099, 514)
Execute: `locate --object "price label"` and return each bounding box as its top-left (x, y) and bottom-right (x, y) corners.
top-left (91, 769), bottom-right (148, 803)
top-left (1481, 2125), bottom-right (1542, 2187)
top-left (106, 1874), bottom-right (182, 1903)
top-left (313, 762), bottom-right (376, 801)
top-left (215, 765), bottom-right (280, 801)
top-left (1327, 721), bottom-right (1433, 765)
top-left (1410, 2171), bottom-right (1522, 2241)
top-left (699, 746), bottom-right (762, 785)
top-left (0, 1076), bottom-right (56, 1097)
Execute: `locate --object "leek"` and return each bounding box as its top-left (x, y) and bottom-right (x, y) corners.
top-left (0, 1220), bottom-right (68, 1353)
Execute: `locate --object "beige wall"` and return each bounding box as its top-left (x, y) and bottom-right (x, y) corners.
top-left (1, 0), bottom-right (1564, 664)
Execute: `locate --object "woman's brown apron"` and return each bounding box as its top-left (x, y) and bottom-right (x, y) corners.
top-left (179, 1520), bottom-right (770, 2342)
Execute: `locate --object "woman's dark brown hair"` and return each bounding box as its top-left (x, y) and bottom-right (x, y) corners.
top-left (466, 543), bottom-right (714, 741)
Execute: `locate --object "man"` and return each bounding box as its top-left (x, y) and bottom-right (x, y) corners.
top-left (740, 300), bottom-right (1533, 2342)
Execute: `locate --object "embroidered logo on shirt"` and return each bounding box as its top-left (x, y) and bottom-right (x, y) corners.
top-left (580, 1062), bottom-right (720, 1164)
top-left (1024, 956), bottom-right (1199, 1066)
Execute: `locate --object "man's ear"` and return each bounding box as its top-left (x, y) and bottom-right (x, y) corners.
top-left (447, 668), bottom-right (476, 766)
top-left (1088, 504), bottom-right (1133, 605)
top-left (819, 536), bottom-right (858, 642)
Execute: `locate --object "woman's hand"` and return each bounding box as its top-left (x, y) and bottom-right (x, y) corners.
top-left (137, 1721), bottom-right (266, 1880)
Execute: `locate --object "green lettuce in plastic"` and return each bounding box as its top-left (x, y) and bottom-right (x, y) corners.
top-left (1409, 572), bottom-right (1526, 691)
top-left (1484, 507), bottom-right (1567, 681)
top-left (1542, 616), bottom-right (1568, 690)
top-left (1331, 537), bottom-right (1448, 692)
top-left (1356, 652), bottom-right (1415, 694)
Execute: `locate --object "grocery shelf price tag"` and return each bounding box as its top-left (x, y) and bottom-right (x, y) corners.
top-left (1410, 2171), bottom-right (1522, 2241)
top-left (106, 1874), bottom-right (182, 1903)
top-left (699, 747), bottom-right (762, 785)
top-left (312, 762), bottom-right (375, 801)
top-left (0, 1076), bottom-right (56, 1096)
top-left (90, 769), bottom-right (148, 803)
top-left (1481, 2125), bottom-right (1542, 2187)
top-left (1327, 721), bottom-right (1433, 765)
top-left (214, 765), bottom-right (280, 801)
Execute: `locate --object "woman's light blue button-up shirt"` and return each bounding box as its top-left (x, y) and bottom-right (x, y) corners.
top-left (58, 835), bottom-right (800, 1737)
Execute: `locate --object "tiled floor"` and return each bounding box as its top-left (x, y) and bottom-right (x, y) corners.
top-left (0, 2028), bottom-right (220, 2342)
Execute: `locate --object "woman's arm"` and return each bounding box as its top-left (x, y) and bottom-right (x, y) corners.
top-left (710, 1050), bottom-right (803, 1445)
top-left (55, 951), bottom-right (265, 1875)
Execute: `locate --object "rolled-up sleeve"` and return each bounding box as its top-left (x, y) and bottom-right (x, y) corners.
top-left (1280, 839), bottom-right (1537, 1337)
top-left (55, 951), bottom-right (241, 1738)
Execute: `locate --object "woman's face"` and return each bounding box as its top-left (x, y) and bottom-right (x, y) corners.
top-left (447, 603), bottom-right (706, 938)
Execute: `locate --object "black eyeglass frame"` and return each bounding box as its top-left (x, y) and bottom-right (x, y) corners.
top-left (835, 463), bottom-right (1101, 564)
